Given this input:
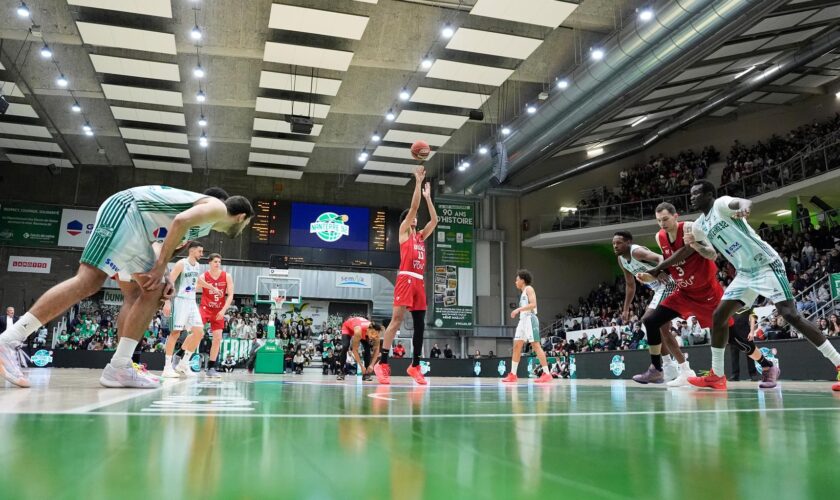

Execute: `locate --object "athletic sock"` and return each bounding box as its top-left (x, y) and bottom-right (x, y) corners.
top-left (511, 361), bottom-right (519, 374)
top-left (651, 354), bottom-right (663, 371)
top-left (0, 312), bottom-right (42, 346)
top-left (380, 349), bottom-right (390, 365)
top-left (110, 338), bottom-right (139, 369)
top-left (182, 351), bottom-right (194, 369)
top-left (756, 355), bottom-right (774, 369)
top-left (711, 347), bottom-right (726, 375)
top-left (817, 341), bottom-right (840, 366)
top-left (164, 355), bottom-right (173, 369)
top-left (679, 361), bottom-right (691, 371)
top-left (662, 354), bottom-right (674, 365)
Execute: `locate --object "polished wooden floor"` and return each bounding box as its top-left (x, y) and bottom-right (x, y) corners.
top-left (2, 369), bottom-right (839, 499)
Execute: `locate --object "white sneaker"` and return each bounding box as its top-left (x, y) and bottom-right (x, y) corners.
top-left (667, 368), bottom-right (697, 387)
top-left (162, 366), bottom-right (181, 378)
top-left (100, 363), bottom-right (161, 388)
top-left (0, 343), bottom-right (30, 388)
top-left (175, 364), bottom-right (197, 378)
top-left (663, 362), bottom-right (679, 383)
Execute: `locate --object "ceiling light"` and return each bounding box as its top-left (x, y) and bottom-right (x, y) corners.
top-left (198, 115), bottom-right (207, 127)
top-left (358, 151), bottom-right (368, 162)
top-left (773, 209), bottom-right (792, 217)
top-left (199, 132), bottom-right (208, 147)
top-left (190, 25), bottom-right (202, 40)
top-left (479, 146), bottom-right (488, 154)
top-left (39, 45), bottom-right (52, 59)
top-left (385, 110), bottom-right (395, 121)
top-left (421, 58), bottom-right (433, 69)
top-left (82, 123), bottom-right (93, 136)
top-left (196, 90), bottom-right (206, 102)
top-left (591, 48), bottom-right (604, 61)
top-left (458, 163), bottom-right (468, 172)
top-left (371, 133), bottom-right (381, 142)
top-left (84, 129), bottom-right (94, 136)
top-left (836, 91), bottom-right (840, 99)
top-left (526, 104), bottom-right (537, 114)
top-left (56, 74), bottom-right (68, 87)
top-left (71, 102), bottom-right (81, 113)
top-left (399, 88), bottom-right (410, 101)
top-left (557, 79), bottom-right (569, 89)
top-left (462, 161), bottom-right (470, 168)
top-left (586, 146), bottom-right (604, 158)
top-left (501, 127), bottom-right (511, 136)
top-left (442, 24), bottom-right (454, 39)
top-left (17, 2), bottom-right (29, 17)
top-left (630, 115), bottom-right (648, 127)
top-left (193, 64), bottom-right (205, 78)
top-left (638, 9), bottom-right (654, 22)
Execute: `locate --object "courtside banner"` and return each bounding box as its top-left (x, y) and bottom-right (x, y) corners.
top-left (58, 208), bottom-right (97, 248)
top-left (8, 255), bottom-right (52, 274)
top-left (432, 202), bottom-right (475, 329)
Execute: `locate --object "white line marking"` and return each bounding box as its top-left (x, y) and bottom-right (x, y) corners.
top-left (64, 382), bottom-right (185, 414)
top-left (367, 393), bottom-right (396, 401)
top-left (7, 406), bottom-right (840, 418)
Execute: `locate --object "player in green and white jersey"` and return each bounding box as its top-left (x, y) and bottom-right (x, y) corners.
top-left (687, 180), bottom-right (840, 391)
top-left (501, 270), bottom-right (552, 384)
top-left (0, 186), bottom-right (253, 389)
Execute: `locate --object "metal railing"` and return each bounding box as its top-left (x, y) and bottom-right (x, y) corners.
top-left (539, 131), bottom-right (840, 233)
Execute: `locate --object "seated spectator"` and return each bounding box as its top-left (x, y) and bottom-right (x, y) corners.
top-left (393, 342), bottom-right (406, 358)
top-left (222, 354), bottom-right (236, 373)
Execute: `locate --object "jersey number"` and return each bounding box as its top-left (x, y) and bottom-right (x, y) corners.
top-left (673, 265), bottom-right (685, 277)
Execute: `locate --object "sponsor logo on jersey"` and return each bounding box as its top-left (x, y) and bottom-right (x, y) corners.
top-left (310, 212), bottom-right (350, 242)
top-left (610, 355), bottom-right (626, 376)
top-left (153, 227), bottom-right (168, 239)
top-left (104, 258), bottom-right (120, 273)
top-left (94, 227), bottom-right (114, 239)
top-left (724, 241), bottom-right (743, 257)
top-left (66, 220), bottom-right (83, 236)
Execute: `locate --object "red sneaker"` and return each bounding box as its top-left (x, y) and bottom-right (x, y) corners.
top-left (832, 366), bottom-right (840, 392)
top-left (534, 372), bottom-right (553, 384)
top-left (374, 363), bottom-right (391, 385)
top-left (501, 372), bottom-right (518, 383)
top-left (688, 370), bottom-right (727, 390)
top-left (406, 364), bottom-right (427, 385)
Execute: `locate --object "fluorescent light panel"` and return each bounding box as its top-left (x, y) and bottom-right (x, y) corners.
top-left (253, 118), bottom-right (322, 136)
top-left (382, 130), bottom-right (450, 147)
top-left (268, 4), bottom-right (369, 40)
top-left (426, 59), bottom-right (514, 86)
top-left (0, 123), bottom-right (52, 138)
top-left (110, 106), bottom-right (185, 126)
top-left (356, 173), bottom-right (410, 186)
top-left (125, 143), bottom-right (190, 159)
top-left (249, 152), bottom-right (309, 167)
top-left (247, 166), bottom-right (303, 179)
top-left (76, 22), bottom-right (177, 55)
top-left (68, 0), bottom-right (172, 18)
top-left (259, 71), bottom-right (342, 96)
top-left (250, 137), bottom-right (315, 153)
top-left (263, 42), bottom-right (354, 71)
top-left (4, 103), bottom-right (39, 118)
top-left (119, 127), bottom-right (188, 145)
top-left (469, 0), bottom-right (577, 28)
top-left (0, 138), bottom-right (62, 153)
top-left (89, 54), bottom-right (180, 81)
top-left (363, 161), bottom-right (417, 174)
top-left (5, 154), bottom-right (73, 168)
top-left (373, 145), bottom-right (436, 161)
top-left (395, 110), bottom-right (469, 129)
top-left (255, 97), bottom-right (330, 119)
top-left (410, 87), bottom-right (488, 109)
top-left (102, 84), bottom-right (183, 107)
top-left (446, 28), bottom-right (542, 60)
top-left (133, 159), bottom-right (192, 173)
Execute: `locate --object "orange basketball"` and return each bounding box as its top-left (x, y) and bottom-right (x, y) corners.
top-left (410, 140), bottom-right (431, 161)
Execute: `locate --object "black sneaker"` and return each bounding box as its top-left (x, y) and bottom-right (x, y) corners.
top-left (362, 374), bottom-right (372, 381)
top-left (336, 373), bottom-right (345, 381)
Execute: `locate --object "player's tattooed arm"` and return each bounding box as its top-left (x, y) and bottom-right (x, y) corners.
top-left (682, 221), bottom-right (717, 260)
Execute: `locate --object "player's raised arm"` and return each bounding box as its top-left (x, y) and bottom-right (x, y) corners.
top-left (399, 167), bottom-right (425, 242)
top-left (726, 197), bottom-right (752, 219)
top-left (142, 199), bottom-right (228, 290)
top-left (420, 182), bottom-right (437, 240)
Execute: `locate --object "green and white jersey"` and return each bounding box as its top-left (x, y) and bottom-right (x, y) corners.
top-left (692, 196), bottom-right (781, 272)
top-left (128, 186), bottom-right (214, 244)
top-left (174, 258), bottom-right (201, 300)
top-left (619, 244), bottom-right (672, 291)
top-left (519, 287), bottom-right (537, 317)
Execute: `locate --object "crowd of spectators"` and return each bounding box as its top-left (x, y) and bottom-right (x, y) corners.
top-left (721, 114), bottom-right (840, 197)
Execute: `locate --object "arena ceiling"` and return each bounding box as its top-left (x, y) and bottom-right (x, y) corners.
top-left (1, 0), bottom-right (840, 189)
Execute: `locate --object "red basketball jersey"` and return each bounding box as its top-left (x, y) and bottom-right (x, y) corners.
top-left (398, 232), bottom-right (427, 275)
top-left (656, 222), bottom-right (718, 297)
top-left (200, 270), bottom-right (227, 310)
top-left (341, 317), bottom-right (370, 337)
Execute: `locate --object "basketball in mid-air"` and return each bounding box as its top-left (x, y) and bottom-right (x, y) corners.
top-left (410, 140), bottom-right (431, 161)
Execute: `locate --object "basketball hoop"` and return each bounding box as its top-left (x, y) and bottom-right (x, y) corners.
top-left (270, 288), bottom-right (287, 311)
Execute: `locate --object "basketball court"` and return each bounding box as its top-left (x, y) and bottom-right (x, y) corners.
top-left (2, 372), bottom-right (839, 499)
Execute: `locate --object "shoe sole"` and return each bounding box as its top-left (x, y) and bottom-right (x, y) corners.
top-left (1, 372), bottom-right (31, 388)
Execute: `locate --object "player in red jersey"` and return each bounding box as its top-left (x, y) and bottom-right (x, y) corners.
top-left (337, 316), bottom-right (383, 381)
top-left (637, 202), bottom-right (776, 388)
top-left (374, 166), bottom-right (437, 385)
top-left (199, 253), bottom-right (234, 378)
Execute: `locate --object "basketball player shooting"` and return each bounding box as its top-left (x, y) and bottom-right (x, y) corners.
top-left (375, 165), bottom-right (437, 385)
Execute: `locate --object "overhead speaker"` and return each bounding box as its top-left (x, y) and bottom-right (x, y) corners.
top-left (809, 196), bottom-right (833, 213)
top-left (0, 95), bottom-right (8, 115)
top-left (287, 114), bottom-right (313, 135)
top-left (489, 141), bottom-right (509, 186)
top-left (468, 109), bottom-right (484, 121)
top-left (47, 163), bottom-right (61, 176)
